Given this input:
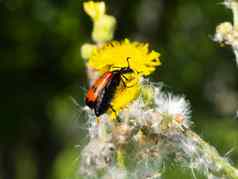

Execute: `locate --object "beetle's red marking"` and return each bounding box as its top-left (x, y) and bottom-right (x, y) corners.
top-left (85, 72), bottom-right (113, 107)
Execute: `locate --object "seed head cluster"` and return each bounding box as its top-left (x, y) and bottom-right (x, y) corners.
top-left (79, 83), bottom-right (236, 178)
top-left (214, 0), bottom-right (238, 66)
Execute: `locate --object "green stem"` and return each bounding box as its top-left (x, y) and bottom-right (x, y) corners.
top-left (185, 130), bottom-right (238, 179)
top-left (116, 149), bottom-right (126, 169)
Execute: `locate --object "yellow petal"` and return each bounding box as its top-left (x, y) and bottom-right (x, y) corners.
top-left (89, 39), bottom-right (161, 76)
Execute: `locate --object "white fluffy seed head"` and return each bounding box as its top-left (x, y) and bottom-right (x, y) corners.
top-left (80, 139), bottom-right (116, 176)
top-left (154, 87), bottom-right (192, 129)
top-left (119, 96), bottom-right (155, 129)
top-left (83, 106), bottom-right (112, 140)
top-left (119, 85), bottom-right (192, 136)
top-left (154, 88), bottom-right (191, 120)
top-left (80, 84), bottom-right (194, 178)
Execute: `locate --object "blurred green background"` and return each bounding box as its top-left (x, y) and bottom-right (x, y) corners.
top-left (0, 0), bottom-right (238, 178)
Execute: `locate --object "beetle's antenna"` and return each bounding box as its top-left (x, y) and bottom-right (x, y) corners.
top-left (126, 57), bottom-right (131, 67)
top-left (110, 57), bottom-right (131, 70)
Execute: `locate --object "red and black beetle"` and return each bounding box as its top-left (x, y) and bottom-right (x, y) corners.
top-left (85, 57), bottom-right (134, 116)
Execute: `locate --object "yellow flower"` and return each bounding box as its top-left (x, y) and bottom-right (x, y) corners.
top-left (88, 39), bottom-right (161, 118)
top-left (89, 39), bottom-right (161, 76)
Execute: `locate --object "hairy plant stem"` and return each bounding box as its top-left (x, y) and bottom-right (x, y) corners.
top-left (184, 130), bottom-right (238, 179)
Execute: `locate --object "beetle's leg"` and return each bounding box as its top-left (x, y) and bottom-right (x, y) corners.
top-left (110, 105), bottom-right (117, 114)
top-left (121, 79), bottom-right (127, 88)
top-left (110, 105), bottom-right (118, 118)
top-left (125, 83), bottom-right (136, 88)
top-left (109, 105), bottom-right (122, 122)
top-left (121, 74), bottom-right (129, 81)
top-left (121, 75), bottom-right (138, 88)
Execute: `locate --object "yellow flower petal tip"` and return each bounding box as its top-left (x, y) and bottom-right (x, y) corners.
top-left (88, 39), bottom-right (161, 76)
top-left (83, 1), bottom-right (105, 21)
